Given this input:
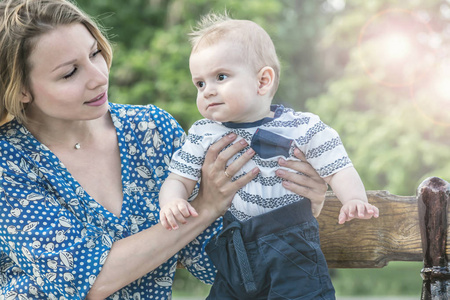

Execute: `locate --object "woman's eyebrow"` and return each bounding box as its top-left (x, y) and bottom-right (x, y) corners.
top-left (51, 40), bottom-right (97, 72)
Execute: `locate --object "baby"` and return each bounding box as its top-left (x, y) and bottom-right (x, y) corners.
top-left (159, 13), bottom-right (378, 299)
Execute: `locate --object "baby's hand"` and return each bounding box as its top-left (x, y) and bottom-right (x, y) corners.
top-left (338, 200), bottom-right (379, 224)
top-left (159, 199), bottom-right (198, 230)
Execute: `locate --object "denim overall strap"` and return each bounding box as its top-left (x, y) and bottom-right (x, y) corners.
top-left (218, 220), bottom-right (257, 294)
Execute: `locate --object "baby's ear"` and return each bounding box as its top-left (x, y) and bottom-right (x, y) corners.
top-left (257, 66), bottom-right (275, 96)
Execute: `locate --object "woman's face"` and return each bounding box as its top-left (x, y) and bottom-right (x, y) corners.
top-left (23, 23), bottom-right (109, 125)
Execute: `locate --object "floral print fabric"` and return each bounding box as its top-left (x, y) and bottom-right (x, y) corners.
top-left (0, 103), bottom-right (219, 300)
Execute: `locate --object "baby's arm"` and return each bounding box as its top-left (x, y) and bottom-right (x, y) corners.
top-left (325, 167), bottom-right (379, 224)
top-left (159, 173), bottom-right (198, 230)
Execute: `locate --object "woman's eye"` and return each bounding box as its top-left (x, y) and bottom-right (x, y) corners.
top-left (91, 49), bottom-right (102, 58)
top-left (217, 74), bottom-right (228, 81)
top-left (196, 81), bottom-right (205, 88)
top-left (63, 68), bottom-right (77, 79)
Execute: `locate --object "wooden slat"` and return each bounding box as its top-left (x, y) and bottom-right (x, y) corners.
top-left (318, 190), bottom-right (423, 268)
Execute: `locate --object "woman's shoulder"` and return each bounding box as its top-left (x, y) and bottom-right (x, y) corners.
top-left (109, 102), bottom-right (179, 127)
top-left (0, 120), bottom-right (40, 176)
top-left (0, 119), bottom-right (31, 150)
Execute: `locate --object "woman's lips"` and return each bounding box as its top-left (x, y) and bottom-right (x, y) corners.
top-left (85, 92), bottom-right (107, 106)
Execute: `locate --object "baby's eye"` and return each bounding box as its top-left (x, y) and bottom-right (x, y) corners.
top-left (196, 81), bottom-right (205, 88)
top-left (217, 74), bottom-right (228, 81)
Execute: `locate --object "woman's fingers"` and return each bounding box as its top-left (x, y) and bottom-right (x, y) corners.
top-left (199, 134), bottom-right (259, 215)
top-left (224, 147), bottom-right (255, 178)
top-left (276, 164), bottom-right (327, 201)
top-left (203, 134), bottom-right (253, 177)
top-left (203, 133), bottom-right (237, 168)
top-left (216, 139), bottom-right (251, 175)
top-left (276, 148), bottom-right (328, 216)
top-left (205, 135), bottom-right (257, 181)
top-left (282, 148), bottom-right (317, 178)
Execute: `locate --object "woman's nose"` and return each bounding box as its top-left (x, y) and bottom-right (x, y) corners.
top-left (86, 62), bottom-right (108, 90)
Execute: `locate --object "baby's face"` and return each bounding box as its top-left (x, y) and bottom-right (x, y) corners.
top-left (189, 40), bottom-right (271, 123)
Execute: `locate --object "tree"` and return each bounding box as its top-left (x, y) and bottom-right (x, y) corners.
top-left (307, 0), bottom-right (450, 194)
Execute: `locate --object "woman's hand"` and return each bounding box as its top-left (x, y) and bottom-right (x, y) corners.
top-left (195, 133), bottom-right (259, 216)
top-left (275, 148), bottom-right (328, 217)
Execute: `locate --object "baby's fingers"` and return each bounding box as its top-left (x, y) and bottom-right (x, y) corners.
top-left (338, 211), bottom-right (347, 225)
top-left (176, 203), bottom-right (196, 220)
top-left (360, 203), bottom-right (379, 219)
top-left (160, 213), bottom-right (173, 230)
top-left (369, 204), bottom-right (380, 218)
top-left (186, 202), bottom-right (199, 218)
top-left (356, 202), bottom-right (368, 218)
top-left (338, 207), bottom-right (354, 224)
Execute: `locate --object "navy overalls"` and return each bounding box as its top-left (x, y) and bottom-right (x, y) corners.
top-left (205, 199), bottom-right (335, 300)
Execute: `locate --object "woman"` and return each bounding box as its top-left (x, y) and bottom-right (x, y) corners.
top-left (0, 0), bottom-right (328, 299)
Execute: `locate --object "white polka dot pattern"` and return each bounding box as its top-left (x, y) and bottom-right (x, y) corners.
top-left (0, 103), bottom-right (220, 299)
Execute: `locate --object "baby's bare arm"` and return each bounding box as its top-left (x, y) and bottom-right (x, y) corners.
top-left (325, 167), bottom-right (379, 224)
top-left (159, 173), bottom-right (198, 230)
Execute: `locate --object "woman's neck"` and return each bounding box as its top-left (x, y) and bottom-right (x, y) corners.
top-left (24, 114), bottom-right (110, 151)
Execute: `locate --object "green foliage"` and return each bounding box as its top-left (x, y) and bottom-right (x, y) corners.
top-left (307, 0), bottom-right (450, 195)
top-left (172, 262), bottom-right (424, 297)
top-left (333, 262), bottom-right (423, 296)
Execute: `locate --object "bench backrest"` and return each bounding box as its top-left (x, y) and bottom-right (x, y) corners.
top-left (318, 177), bottom-right (450, 299)
top-left (318, 191), bottom-right (421, 268)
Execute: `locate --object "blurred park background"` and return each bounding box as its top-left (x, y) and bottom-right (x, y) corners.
top-left (76, 0), bottom-right (450, 297)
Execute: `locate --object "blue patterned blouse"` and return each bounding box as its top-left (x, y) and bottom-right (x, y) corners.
top-left (0, 103), bottom-right (220, 300)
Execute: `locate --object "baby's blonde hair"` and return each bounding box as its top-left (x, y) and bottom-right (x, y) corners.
top-left (189, 13), bottom-right (280, 96)
top-left (0, 0), bottom-right (113, 125)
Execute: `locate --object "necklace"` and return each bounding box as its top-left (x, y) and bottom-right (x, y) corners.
top-left (72, 132), bottom-right (92, 150)
top-left (27, 122), bottom-right (93, 151)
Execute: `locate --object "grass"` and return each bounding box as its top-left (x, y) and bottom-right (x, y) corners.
top-left (173, 261), bottom-right (424, 297)
top-left (333, 261), bottom-right (423, 296)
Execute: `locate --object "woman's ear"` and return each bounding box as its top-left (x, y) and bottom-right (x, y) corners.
top-left (257, 66), bottom-right (275, 96)
top-left (21, 91), bottom-right (32, 104)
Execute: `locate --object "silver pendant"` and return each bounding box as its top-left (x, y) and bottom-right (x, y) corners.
top-left (74, 143), bottom-right (81, 150)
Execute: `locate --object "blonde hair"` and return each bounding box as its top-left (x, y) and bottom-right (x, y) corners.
top-left (0, 0), bottom-right (113, 125)
top-left (189, 12), bottom-right (280, 96)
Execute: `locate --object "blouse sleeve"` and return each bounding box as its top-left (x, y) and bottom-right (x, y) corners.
top-left (177, 217), bottom-right (223, 285)
top-left (0, 142), bottom-right (111, 299)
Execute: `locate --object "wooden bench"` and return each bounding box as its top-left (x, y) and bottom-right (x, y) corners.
top-left (318, 176), bottom-right (450, 299)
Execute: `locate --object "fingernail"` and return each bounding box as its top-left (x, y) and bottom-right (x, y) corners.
top-left (228, 133), bottom-right (236, 139)
top-left (282, 181), bottom-right (290, 187)
top-left (246, 148), bottom-right (255, 155)
top-left (252, 167), bottom-right (260, 175)
top-left (278, 158), bottom-right (286, 166)
top-left (240, 139), bottom-right (248, 146)
top-left (276, 169), bottom-right (286, 176)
